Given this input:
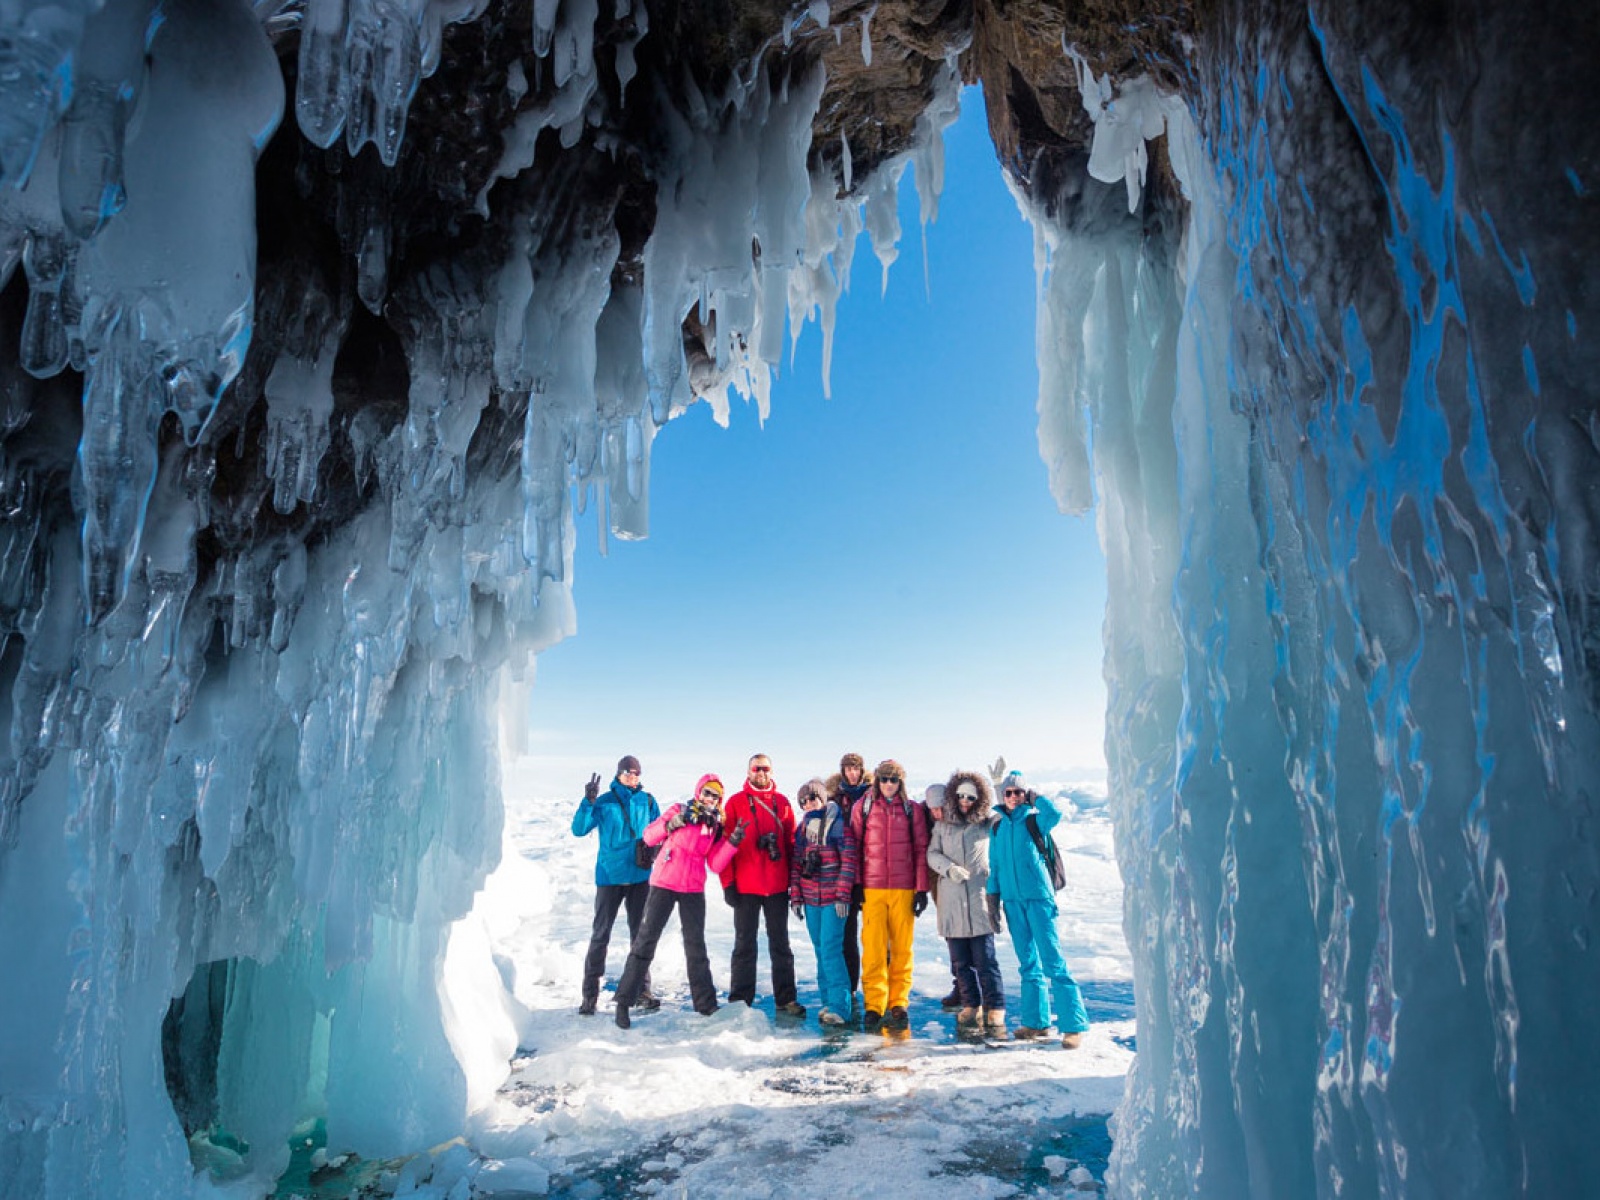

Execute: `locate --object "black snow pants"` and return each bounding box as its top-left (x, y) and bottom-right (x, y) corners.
top-left (616, 886), bottom-right (719, 1014)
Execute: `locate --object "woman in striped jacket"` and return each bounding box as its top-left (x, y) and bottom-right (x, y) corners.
top-left (788, 778), bottom-right (859, 1027)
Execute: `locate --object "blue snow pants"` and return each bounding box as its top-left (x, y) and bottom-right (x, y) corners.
top-left (1004, 898), bottom-right (1089, 1033)
top-left (804, 904), bottom-right (850, 1018)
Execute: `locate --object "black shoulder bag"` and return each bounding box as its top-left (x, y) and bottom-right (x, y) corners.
top-left (623, 797), bottom-right (659, 871)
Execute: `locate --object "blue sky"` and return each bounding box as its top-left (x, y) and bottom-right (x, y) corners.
top-left (516, 88), bottom-right (1107, 803)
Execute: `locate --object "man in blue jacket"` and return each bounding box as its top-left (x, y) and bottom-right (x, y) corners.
top-left (986, 770), bottom-right (1090, 1046)
top-left (572, 755), bottom-right (661, 1015)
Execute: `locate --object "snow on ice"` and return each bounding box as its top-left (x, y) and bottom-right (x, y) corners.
top-left (304, 762), bottom-right (1132, 1199)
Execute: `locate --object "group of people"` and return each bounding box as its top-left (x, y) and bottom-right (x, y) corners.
top-left (570, 752), bottom-right (1090, 1047)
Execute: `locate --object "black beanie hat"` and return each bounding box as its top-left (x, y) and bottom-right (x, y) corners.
top-left (617, 755), bottom-right (642, 776)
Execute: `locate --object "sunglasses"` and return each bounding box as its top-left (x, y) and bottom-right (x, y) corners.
top-left (879, 776), bottom-right (901, 785)
top-left (1003, 788), bottom-right (1025, 797)
top-left (620, 769), bottom-right (641, 778)
top-left (956, 791), bottom-right (979, 802)
top-left (700, 788), bottom-right (722, 799)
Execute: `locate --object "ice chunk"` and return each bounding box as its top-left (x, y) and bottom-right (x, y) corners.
top-left (1072, 53), bottom-right (1171, 214)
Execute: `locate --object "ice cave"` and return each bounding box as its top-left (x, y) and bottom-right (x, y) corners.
top-left (0, 0), bottom-right (1596, 1196)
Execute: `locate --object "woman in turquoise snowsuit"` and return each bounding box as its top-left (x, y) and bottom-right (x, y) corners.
top-left (986, 771), bottom-right (1090, 1045)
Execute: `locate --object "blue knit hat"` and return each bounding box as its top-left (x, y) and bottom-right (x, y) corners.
top-left (1001, 770), bottom-right (1027, 794)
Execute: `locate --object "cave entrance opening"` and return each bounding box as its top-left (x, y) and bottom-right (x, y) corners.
top-left (515, 91), bottom-right (1109, 802)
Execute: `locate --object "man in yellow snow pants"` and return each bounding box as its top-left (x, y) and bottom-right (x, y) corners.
top-left (848, 759), bottom-right (930, 1031)
top-left (861, 887), bottom-right (918, 1017)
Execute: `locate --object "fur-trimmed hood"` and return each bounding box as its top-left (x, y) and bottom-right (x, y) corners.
top-left (941, 770), bottom-right (993, 823)
top-left (824, 770), bottom-right (874, 799)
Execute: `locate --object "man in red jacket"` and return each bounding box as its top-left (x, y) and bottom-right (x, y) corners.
top-left (718, 753), bottom-right (804, 1016)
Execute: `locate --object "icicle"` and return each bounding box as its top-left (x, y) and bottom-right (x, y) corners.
top-left (20, 233), bottom-right (70, 379)
top-left (343, 0), bottom-right (423, 168)
top-left (74, 0), bottom-right (283, 441)
top-left (861, 162), bottom-right (905, 295)
top-left (840, 128), bottom-right (853, 192)
top-left (616, 0), bottom-right (647, 96)
top-left (57, 0), bottom-right (155, 239)
top-left (264, 348), bottom-right (339, 515)
top-left (298, 0), bottom-right (351, 148)
top-left (860, 4), bottom-right (876, 66)
top-left (531, 0), bottom-right (558, 56)
top-left (357, 218), bottom-right (390, 313)
top-left (78, 312), bottom-right (161, 622)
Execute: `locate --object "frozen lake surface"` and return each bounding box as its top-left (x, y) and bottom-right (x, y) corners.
top-left (276, 769), bottom-right (1133, 1198)
top-left (456, 769), bottom-right (1135, 1198)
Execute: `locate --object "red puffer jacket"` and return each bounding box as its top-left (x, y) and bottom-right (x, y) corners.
top-left (850, 790), bottom-right (930, 891)
top-left (717, 783), bottom-right (796, 896)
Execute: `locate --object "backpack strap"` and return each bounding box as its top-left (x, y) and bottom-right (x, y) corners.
top-left (1024, 811), bottom-right (1056, 868)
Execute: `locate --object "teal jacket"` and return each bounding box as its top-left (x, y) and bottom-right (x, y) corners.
top-left (986, 791), bottom-right (1062, 904)
top-left (572, 779), bottom-right (660, 886)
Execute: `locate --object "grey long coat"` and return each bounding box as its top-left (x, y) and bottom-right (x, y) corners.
top-left (927, 816), bottom-right (999, 939)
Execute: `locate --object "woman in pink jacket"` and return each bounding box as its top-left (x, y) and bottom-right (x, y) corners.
top-left (615, 775), bottom-right (749, 1028)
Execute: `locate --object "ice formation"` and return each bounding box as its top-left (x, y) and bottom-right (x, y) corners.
top-left (1025, 9), bottom-right (1600, 1197)
top-left (0, 2), bottom-right (963, 1196)
top-left (0, 0), bottom-right (1596, 1197)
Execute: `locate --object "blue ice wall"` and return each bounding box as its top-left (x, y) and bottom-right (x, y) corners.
top-left (1084, 2), bottom-right (1600, 1195)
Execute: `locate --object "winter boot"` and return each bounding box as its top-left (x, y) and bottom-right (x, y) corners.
top-left (1060, 1031), bottom-right (1085, 1049)
top-left (939, 985), bottom-right (962, 1010)
top-left (862, 1010), bottom-right (883, 1032)
top-left (885, 1006), bottom-right (910, 1031)
top-left (985, 1008), bottom-right (1008, 1034)
top-left (956, 1006), bottom-right (981, 1029)
top-left (636, 989), bottom-right (662, 1011)
top-left (1014, 1025), bottom-right (1051, 1041)
top-left (579, 980), bottom-right (600, 1016)
top-left (777, 1000), bottom-right (808, 1019)
top-left (614, 1003), bottom-right (631, 1030)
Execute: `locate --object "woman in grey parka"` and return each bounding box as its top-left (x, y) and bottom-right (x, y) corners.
top-left (927, 770), bottom-right (1007, 1036)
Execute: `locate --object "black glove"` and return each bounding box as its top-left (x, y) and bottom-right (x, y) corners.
top-left (790, 900), bottom-right (804, 920)
top-left (986, 893), bottom-right (1003, 932)
top-left (723, 883), bottom-right (739, 908)
top-left (583, 773), bottom-right (601, 801)
top-left (851, 884), bottom-right (865, 905)
top-left (666, 808), bottom-right (686, 832)
top-left (727, 817), bottom-right (751, 846)
top-left (912, 891), bottom-right (928, 917)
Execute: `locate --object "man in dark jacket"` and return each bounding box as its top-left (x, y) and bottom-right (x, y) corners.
top-left (718, 753), bottom-right (803, 1016)
top-left (826, 752), bottom-right (872, 1005)
top-left (572, 755), bottom-right (660, 1015)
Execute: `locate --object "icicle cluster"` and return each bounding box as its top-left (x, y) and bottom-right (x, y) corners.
top-left (0, 3), bottom-right (965, 1195)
